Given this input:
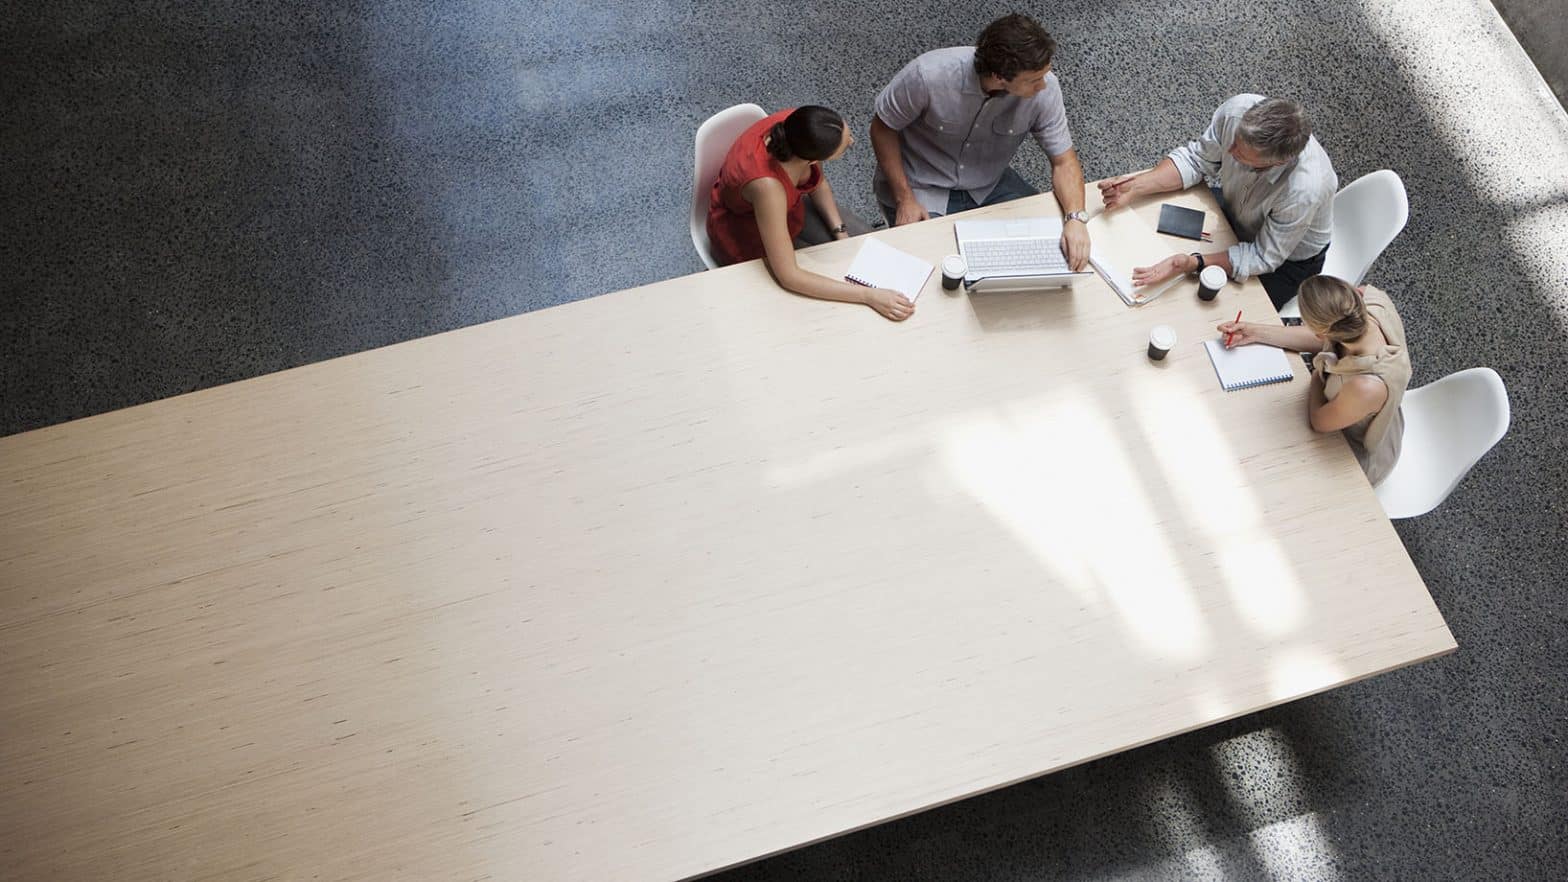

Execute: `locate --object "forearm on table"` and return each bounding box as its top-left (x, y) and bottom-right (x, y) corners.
top-left (761, 242), bottom-right (867, 304)
top-left (1169, 249), bottom-right (1233, 280)
top-left (1132, 157), bottom-right (1186, 197)
top-left (776, 268), bottom-right (872, 304)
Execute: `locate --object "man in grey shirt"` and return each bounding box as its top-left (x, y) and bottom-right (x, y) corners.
top-left (1099, 94), bottom-right (1338, 310)
top-left (870, 14), bottom-right (1091, 270)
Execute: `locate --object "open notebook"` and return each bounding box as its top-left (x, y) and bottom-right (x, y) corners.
top-left (1087, 208), bottom-right (1185, 306)
top-left (844, 238), bottom-right (934, 302)
top-left (1202, 339), bottom-right (1297, 391)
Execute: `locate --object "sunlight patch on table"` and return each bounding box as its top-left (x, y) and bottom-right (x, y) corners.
top-left (940, 390), bottom-right (1210, 660)
top-left (1215, 538), bottom-right (1307, 638)
top-left (1129, 380), bottom-right (1308, 637)
top-left (1266, 646), bottom-right (1346, 703)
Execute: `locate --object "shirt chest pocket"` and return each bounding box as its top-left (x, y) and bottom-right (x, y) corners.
top-left (991, 114), bottom-right (1027, 138)
top-left (924, 106), bottom-right (975, 135)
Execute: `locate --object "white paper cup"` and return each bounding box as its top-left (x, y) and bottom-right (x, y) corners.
top-left (1148, 325), bottom-right (1177, 360)
top-left (1197, 265), bottom-right (1227, 301)
top-left (941, 255), bottom-right (966, 290)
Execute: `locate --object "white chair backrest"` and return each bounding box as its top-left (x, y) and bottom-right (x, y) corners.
top-left (691, 103), bottom-right (768, 270)
top-left (1375, 367), bottom-right (1510, 519)
top-left (1321, 169), bottom-right (1409, 284)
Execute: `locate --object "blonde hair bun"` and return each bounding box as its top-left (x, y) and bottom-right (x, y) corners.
top-left (1297, 275), bottom-right (1368, 342)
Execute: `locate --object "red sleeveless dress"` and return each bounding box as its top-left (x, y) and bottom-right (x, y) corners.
top-left (706, 109), bottom-right (822, 266)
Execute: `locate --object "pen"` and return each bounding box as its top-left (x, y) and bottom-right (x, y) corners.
top-left (1225, 310), bottom-right (1242, 347)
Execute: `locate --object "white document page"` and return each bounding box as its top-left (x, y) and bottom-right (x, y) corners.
top-left (1088, 208), bottom-right (1186, 306)
top-left (843, 238), bottom-right (935, 302)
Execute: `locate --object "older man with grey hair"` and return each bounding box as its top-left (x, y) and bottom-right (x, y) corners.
top-left (1099, 94), bottom-right (1337, 310)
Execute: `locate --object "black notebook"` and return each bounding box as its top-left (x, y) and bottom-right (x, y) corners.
top-left (1157, 204), bottom-right (1207, 241)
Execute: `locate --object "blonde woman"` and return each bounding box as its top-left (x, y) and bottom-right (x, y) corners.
top-left (1218, 275), bottom-right (1411, 483)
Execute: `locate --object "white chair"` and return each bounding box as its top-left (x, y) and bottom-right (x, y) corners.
top-left (1279, 169), bottom-right (1409, 319)
top-left (1375, 367), bottom-right (1510, 519)
top-left (691, 103), bottom-right (768, 269)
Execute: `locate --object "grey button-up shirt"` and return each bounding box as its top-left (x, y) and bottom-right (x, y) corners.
top-left (873, 47), bottom-right (1073, 214)
top-left (1167, 93), bottom-right (1338, 281)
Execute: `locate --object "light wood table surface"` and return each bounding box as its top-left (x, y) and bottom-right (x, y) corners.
top-left (0, 187), bottom-right (1454, 881)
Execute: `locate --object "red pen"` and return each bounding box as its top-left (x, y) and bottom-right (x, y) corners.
top-left (1225, 310), bottom-right (1242, 347)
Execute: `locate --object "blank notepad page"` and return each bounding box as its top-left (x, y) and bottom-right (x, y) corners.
top-left (1202, 339), bottom-right (1297, 391)
top-left (844, 238), bottom-right (934, 302)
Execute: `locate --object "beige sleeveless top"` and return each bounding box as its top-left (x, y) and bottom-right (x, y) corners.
top-left (1312, 286), bottom-right (1411, 485)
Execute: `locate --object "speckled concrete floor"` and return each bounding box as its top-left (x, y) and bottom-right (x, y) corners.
top-left (1492, 0), bottom-right (1568, 108)
top-left (4, 1), bottom-right (1567, 879)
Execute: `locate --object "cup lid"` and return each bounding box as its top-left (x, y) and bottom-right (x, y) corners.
top-left (1149, 325), bottom-right (1177, 348)
top-left (942, 254), bottom-right (967, 275)
top-left (1199, 265), bottom-right (1227, 287)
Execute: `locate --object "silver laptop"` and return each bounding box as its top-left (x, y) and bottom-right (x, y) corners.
top-left (954, 217), bottom-right (1094, 292)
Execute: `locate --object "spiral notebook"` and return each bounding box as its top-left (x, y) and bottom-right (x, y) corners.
top-left (844, 238), bottom-right (934, 302)
top-left (1202, 339), bottom-right (1296, 391)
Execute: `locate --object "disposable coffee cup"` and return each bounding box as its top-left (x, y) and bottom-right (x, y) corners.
top-left (1197, 265), bottom-right (1227, 301)
top-left (1148, 325), bottom-right (1177, 361)
top-left (941, 255), bottom-right (966, 291)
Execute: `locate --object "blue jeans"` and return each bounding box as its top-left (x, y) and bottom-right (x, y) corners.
top-left (943, 166), bottom-right (1039, 215)
top-left (878, 166), bottom-right (1039, 224)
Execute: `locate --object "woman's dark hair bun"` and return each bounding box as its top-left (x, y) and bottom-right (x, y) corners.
top-left (765, 122), bottom-right (792, 162)
top-left (766, 106), bottom-right (845, 163)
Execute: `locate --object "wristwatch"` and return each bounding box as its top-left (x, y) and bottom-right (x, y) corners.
top-left (1064, 210), bottom-right (1088, 224)
top-left (1190, 252), bottom-right (1206, 273)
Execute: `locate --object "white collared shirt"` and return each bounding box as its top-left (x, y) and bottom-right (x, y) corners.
top-left (1167, 94), bottom-right (1338, 281)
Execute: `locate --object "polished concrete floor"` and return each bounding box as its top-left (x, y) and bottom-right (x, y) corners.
top-left (1493, 0), bottom-right (1568, 107)
top-left (4, 1), bottom-right (1567, 879)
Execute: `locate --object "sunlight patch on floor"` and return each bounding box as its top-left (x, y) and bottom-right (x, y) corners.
top-left (1212, 727), bottom-right (1339, 880)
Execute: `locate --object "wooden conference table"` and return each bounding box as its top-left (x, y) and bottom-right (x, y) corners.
top-left (0, 186), bottom-right (1454, 881)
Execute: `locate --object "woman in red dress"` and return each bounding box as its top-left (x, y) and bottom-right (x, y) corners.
top-left (707, 106), bottom-right (914, 321)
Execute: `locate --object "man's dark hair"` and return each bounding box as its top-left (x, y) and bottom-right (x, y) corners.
top-left (767, 106), bottom-right (845, 163)
top-left (974, 13), bottom-right (1056, 80)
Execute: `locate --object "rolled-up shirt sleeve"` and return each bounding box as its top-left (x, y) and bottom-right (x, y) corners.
top-left (1227, 188), bottom-right (1317, 280)
top-left (1030, 73), bottom-right (1073, 156)
top-left (874, 62), bottom-right (928, 130)
top-left (1167, 108), bottom-right (1227, 189)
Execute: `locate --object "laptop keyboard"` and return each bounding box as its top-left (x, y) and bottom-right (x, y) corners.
top-left (964, 237), bottom-right (1070, 275)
